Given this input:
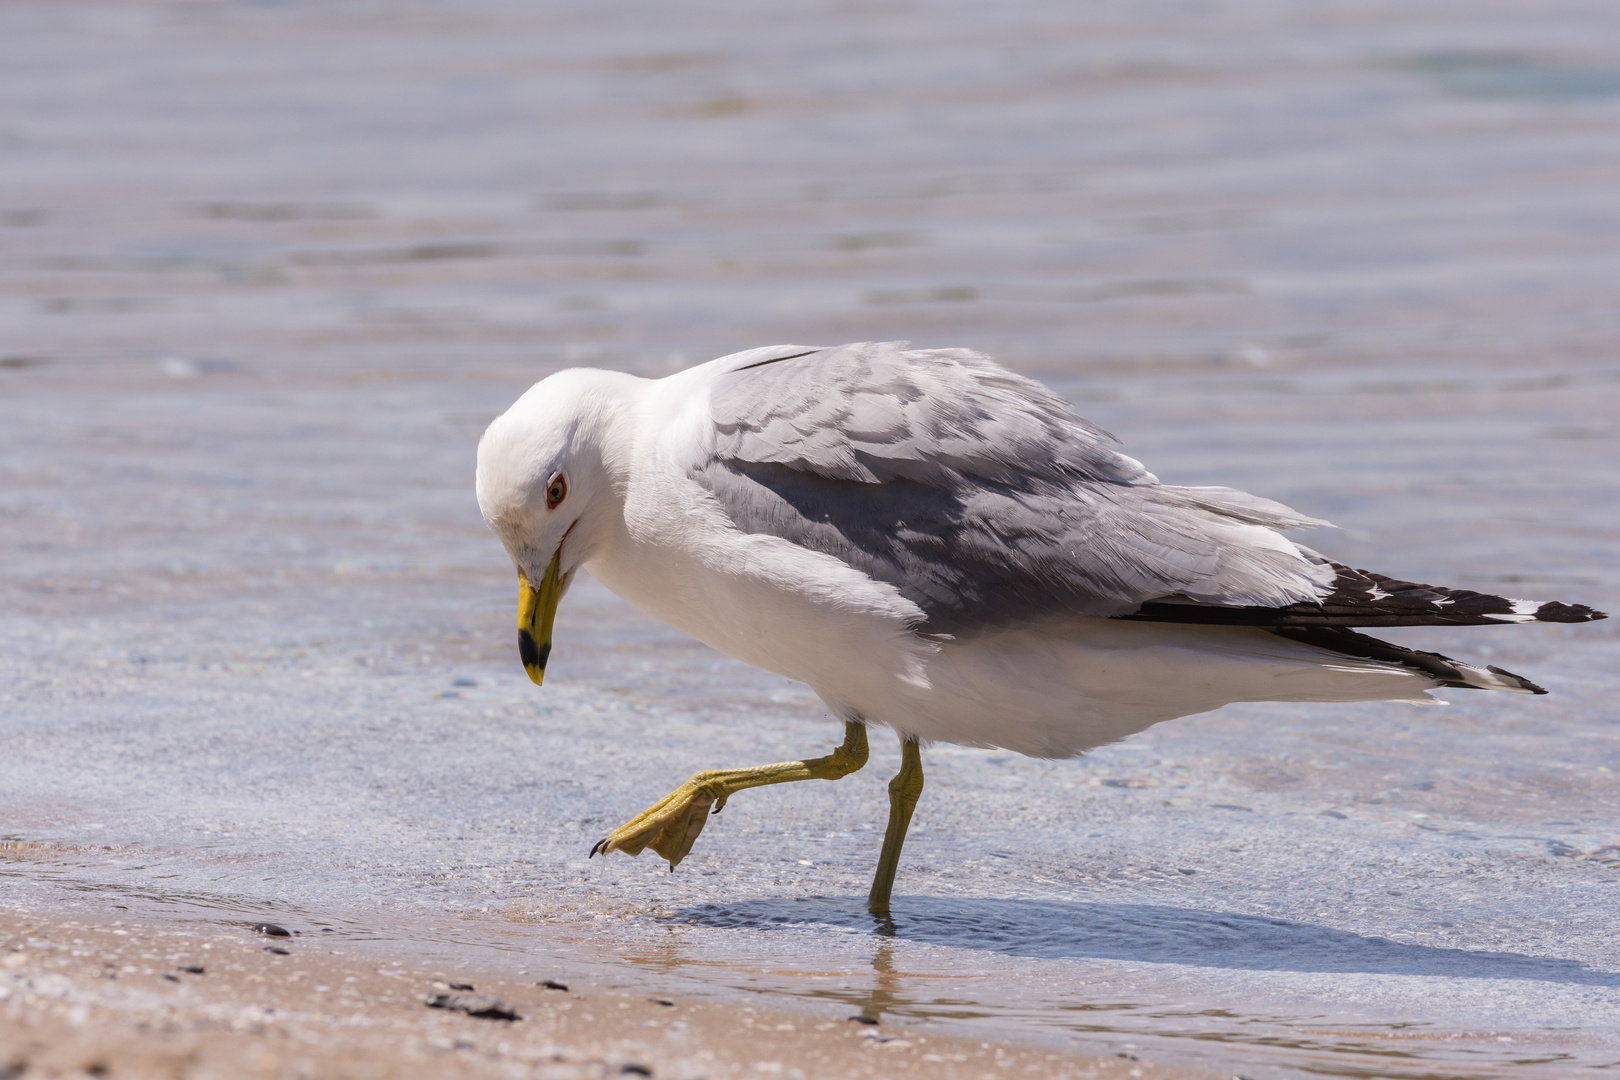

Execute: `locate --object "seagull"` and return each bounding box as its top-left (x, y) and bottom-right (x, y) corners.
top-left (475, 342), bottom-right (1605, 913)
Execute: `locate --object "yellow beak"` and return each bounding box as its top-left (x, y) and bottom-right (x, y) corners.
top-left (517, 550), bottom-right (563, 686)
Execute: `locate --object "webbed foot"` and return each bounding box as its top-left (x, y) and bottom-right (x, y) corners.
top-left (590, 776), bottom-right (726, 869)
top-left (586, 721), bottom-right (869, 871)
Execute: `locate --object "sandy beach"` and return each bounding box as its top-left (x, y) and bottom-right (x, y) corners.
top-left (1, 903), bottom-right (1212, 1080)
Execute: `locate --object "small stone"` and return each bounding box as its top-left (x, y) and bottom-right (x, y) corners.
top-left (424, 992), bottom-right (521, 1021)
top-left (620, 1066), bottom-right (652, 1077)
top-left (178, 965), bottom-right (205, 974)
top-left (264, 946), bottom-right (290, 955)
top-left (252, 923), bottom-right (291, 938)
top-left (448, 981), bottom-right (475, 991)
top-left (649, 998), bottom-right (674, 1006)
top-left (848, 1015), bottom-right (878, 1025)
top-left (540, 979), bottom-right (569, 991)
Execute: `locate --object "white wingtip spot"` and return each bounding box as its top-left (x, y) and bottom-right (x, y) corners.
top-left (1482, 598), bottom-right (1543, 622)
top-left (1457, 664), bottom-right (1537, 692)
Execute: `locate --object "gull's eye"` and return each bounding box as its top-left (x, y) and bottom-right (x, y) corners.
top-left (545, 474), bottom-right (568, 509)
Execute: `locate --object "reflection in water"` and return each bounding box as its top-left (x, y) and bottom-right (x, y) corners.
top-left (858, 936), bottom-right (900, 1025)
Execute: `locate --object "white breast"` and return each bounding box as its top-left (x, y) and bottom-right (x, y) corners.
top-left (585, 392), bottom-right (937, 723)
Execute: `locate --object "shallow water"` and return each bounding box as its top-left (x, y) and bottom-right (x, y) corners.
top-left (3, 2), bottom-right (1619, 1076)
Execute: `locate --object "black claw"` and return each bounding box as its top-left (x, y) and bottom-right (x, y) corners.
top-left (589, 839), bottom-right (606, 858)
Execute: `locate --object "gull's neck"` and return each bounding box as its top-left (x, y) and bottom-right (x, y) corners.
top-left (564, 367), bottom-right (648, 567)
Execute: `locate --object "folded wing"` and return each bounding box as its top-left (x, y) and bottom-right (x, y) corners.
top-left (694, 342), bottom-right (1340, 635)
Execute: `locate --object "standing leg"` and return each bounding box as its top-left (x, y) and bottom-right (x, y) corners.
top-left (867, 737), bottom-right (923, 915)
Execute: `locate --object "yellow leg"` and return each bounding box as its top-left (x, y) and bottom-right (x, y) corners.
top-left (867, 737), bottom-right (923, 915)
top-left (591, 720), bottom-right (869, 870)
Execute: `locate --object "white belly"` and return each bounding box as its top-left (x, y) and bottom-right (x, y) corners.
top-left (900, 620), bottom-right (1434, 757)
top-left (596, 457), bottom-right (1435, 758)
top-left (588, 525), bottom-right (1436, 759)
top-left (585, 523), bottom-right (935, 724)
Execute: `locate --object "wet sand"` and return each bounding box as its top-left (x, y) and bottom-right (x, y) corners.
top-left (0, 904), bottom-right (1210, 1080)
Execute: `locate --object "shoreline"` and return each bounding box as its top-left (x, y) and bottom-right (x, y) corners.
top-left (0, 904), bottom-right (1220, 1080)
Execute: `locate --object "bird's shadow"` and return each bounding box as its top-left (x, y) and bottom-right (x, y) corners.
top-left (672, 895), bottom-right (1620, 987)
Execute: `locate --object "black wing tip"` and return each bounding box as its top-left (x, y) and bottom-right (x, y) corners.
top-left (1533, 601), bottom-right (1606, 624)
top-left (1274, 626), bottom-right (1552, 695)
top-left (1486, 664), bottom-right (1548, 695)
top-left (1119, 566), bottom-right (1607, 629)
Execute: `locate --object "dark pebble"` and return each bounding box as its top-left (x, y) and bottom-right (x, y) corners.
top-left (321, 928), bottom-right (336, 933)
top-left (448, 981), bottom-right (475, 991)
top-left (424, 992), bottom-right (521, 1021)
top-left (649, 998), bottom-right (674, 1007)
top-left (540, 979), bottom-right (569, 991)
top-left (847, 1015), bottom-right (878, 1025)
top-left (162, 973), bottom-right (180, 983)
top-left (620, 1066), bottom-right (652, 1077)
top-left (178, 965), bottom-right (205, 974)
top-left (264, 946), bottom-right (290, 955)
top-left (253, 923), bottom-right (291, 938)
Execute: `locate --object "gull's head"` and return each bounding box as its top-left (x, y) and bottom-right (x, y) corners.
top-left (476, 368), bottom-right (631, 686)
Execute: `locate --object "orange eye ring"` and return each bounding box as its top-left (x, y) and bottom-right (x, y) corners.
top-left (545, 474), bottom-right (567, 509)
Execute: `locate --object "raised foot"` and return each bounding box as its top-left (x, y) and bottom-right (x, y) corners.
top-left (587, 722), bottom-right (871, 873)
top-left (589, 775), bottom-right (728, 870)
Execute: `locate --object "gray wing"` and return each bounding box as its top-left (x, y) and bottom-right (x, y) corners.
top-left (695, 342), bottom-right (1334, 635)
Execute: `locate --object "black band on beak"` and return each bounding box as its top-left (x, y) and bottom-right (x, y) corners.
top-left (518, 630), bottom-right (551, 673)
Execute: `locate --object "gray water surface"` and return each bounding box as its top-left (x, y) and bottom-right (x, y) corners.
top-left (3, 2), bottom-right (1619, 1076)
